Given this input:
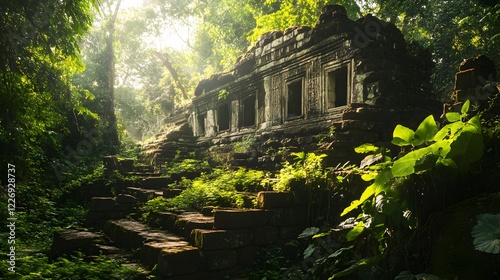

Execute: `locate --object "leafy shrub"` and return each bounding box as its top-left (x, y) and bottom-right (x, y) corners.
top-left (272, 152), bottom-right (331, 192)
top-left (2, 253), bottom-right (144, 280)
top-left (472, 213), bottom-right (500, 254)
top-left (163, 158), bottom-right (211, 175)
top-left (257, 101), bottom-right (488, 279)
top-left (143, 168), bottom-right (265, 215)
top-left (233, 136), bottom-right (257, 153)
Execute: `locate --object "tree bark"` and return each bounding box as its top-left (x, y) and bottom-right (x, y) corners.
top-left (153, 51), bottom-right (188, 100)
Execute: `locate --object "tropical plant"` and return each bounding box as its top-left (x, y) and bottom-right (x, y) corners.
top-left (472, 213), bottom-right (500, 254)
top-left (272, 152), bottom-right (331, 192)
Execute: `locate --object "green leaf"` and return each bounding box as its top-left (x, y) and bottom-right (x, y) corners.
top-left (391, 147), bottom-right (432, 177)
top-left (434, 121), bottom-right (463, 141)
top-left (361, 172), bottom-right (377, 182)
top-left (436, 158), bottom-right (457, 168)
top-left (354, 143), bottom-right (380, 154)
top-left (413, 115), bottom-right (438, 146)
top-left (298, 227), bottom-right (319, 239)
top-left (303, 244), bottom-right (315, 258)
top-left (341, 169), bottom-right (393, 216)
top-left (327, 245), bottom-right (354, 259)
top-left (392, 125), bottom-right (415, 146)
top-left (414, 153), bottom-right (438, 173)
top-left (461, 100), bottom-right (470, 114)
top-left (445, 112), bottom-right (461, 123)
top-left (313, 232), bottom-right (332, 239)
top-left (328, 255), bottom-right (384, 279)
top-left (447, 123), bottom-right (484, 163)
top-left (471, 213), bottom-right (500, 254)
top-left (346, 221), bottom-right (365, 241)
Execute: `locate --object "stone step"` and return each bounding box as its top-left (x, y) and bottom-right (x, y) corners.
top-left (51, 228), bottom-right (103, 257)
top-left (150, 211), bottom-right (214, 241)
top-left (256, 191), bottom-right (296, 209)
top-left (103, 219), bottom-right (202, 277)
top-left (104, 219), bottom-right (185, 251)
top-left (139, 177), bottom-right (172, 189)
top-left (125, 172), bottom-right (159, 177)
top-left (213, 209), bottom-right (267, 229)
top-left (85, 195), bottom-right (138, 228)
top-left (102, 219), bottom-right (244, 278)
top-left (126, 187), bottom-right (163, 202)
top-left (134, 165), bottom-right (155, 173)
top-left (50, 228), bottom-right (153, 279)
top-left (163, 188), bottom-right (184, 199)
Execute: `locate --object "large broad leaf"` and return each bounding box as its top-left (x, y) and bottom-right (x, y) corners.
top-left (346, 221), bottom-right (365, 241)
top-left (303, 244), bottom-right (315, 258)
top-left (391, 147), bottom-right (433, 177)
top-left (340, 186), bottom-right (375, 216)
top-left (413, 115), bottom-right (438, 146)
top-left (298, 227), bottom-right (320, 239)
top-left (327, 245), bottom-right (354, 259)
top-left (355, 143), bottom-right (380, 154)
top-left (341, 169), bottom-right (393, 216)
top-left (446, 119), bottom-right (484, 163)
top-left (392, 125), bottom-right (415, 146)
top-left (445, 112), bottom-right (461, 123)
top-left (472, 213), bottom-right (500, 254)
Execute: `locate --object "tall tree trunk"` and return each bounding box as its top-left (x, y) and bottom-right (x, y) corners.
top-left (153, 51), bottom-right (189, 101)
top-left (103, 0), bottom-right (121, 153)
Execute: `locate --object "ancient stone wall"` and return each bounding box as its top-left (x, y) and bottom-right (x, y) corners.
top-left (143, 5), bottom-right (440, 168)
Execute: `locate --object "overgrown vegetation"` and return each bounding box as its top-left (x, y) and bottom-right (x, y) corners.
top-left (1, 0), bottom-right (499, 278)
top-left (141, 167), bottom-right (267, 221)
top-left (0, 253), bottom-right (143, 280)
top-left (248, 100), bottom-right (500, 279)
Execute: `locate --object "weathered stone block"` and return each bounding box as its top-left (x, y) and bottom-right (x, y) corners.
top-left (256, 191), bottom-right (295, 209)
top-left (90, 197), bottom-right (115, 212)
top-left (156, 246), bottom-right (201, 277)
top-left (200, 250), bottom-right (238, 271)
top-left (116, 194), bottom-right (137, 204)
top-left (149, 211), bottom-right (177, 230)
top-left (163, 188), bottom-right (183, 199)
top-left (126, 187), bottom-right (162, 202)
top-left (252, 226), bottom-right (279, 246)
top-left (141, 240), bottom-right (189, 269)
top-left (104, 219), bottom-right (175, 251)
top-left (341, 119), bottom-right (375, 130)
top-left (266, 207), bottom-right (307, 226)
top-left (193, 229), bottom-right (253, 250)
top-left (176, 212), bottom-right (214, 240)
top-left (118, 158), bottom-right (134, 173)
top-left (51, 229), bottom-right (102, 257)
top-left (140, 177), bottom-right (170, 189)
top-left (214, 209), bottom-right (267, 229)
top-left (103, 155), bottom-right (119, 172)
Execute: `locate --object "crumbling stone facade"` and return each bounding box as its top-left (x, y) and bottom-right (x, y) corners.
top-left (144, 5), bottom-right (440, 168)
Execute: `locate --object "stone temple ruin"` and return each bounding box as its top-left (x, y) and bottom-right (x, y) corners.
top-left (142, 4), bottom-right (441, 169)
top-left (53, 5), bottom-right (499, 280)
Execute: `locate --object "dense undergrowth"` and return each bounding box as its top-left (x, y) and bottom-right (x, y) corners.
top-left (247, 99), bottom-right (500, 279)
top-left (0, 150), bottom-right (146, 279)
top-left (2, 98), bottom-right (499, 279)
top-left (141, 166), bottom-right (267, 222)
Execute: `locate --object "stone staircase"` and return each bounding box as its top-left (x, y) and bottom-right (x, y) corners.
top-left (51, 166), bottom-right (308, 279)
